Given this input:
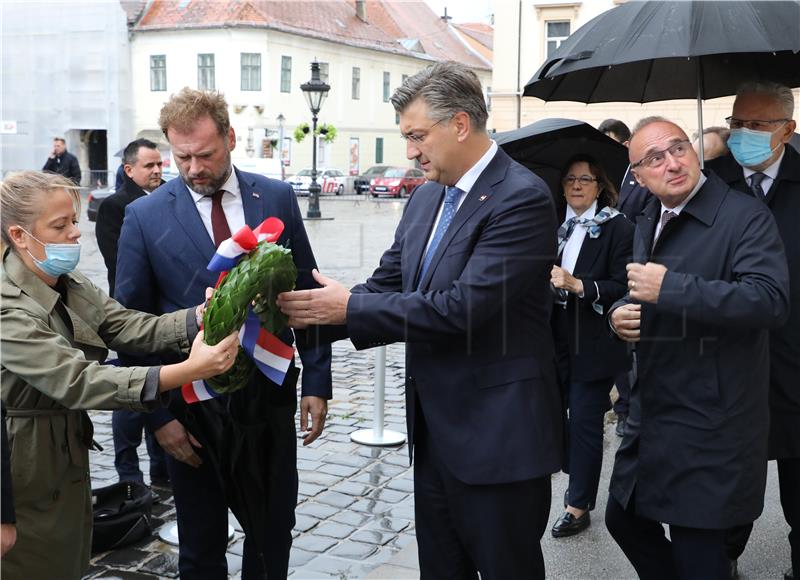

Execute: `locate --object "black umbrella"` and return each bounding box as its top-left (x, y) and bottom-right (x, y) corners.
top-left (495, 118), bottom-right (630, 206)
top-left (524, 0), bottom-right (800, 160)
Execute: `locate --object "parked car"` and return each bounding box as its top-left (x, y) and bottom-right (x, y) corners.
top-left (370, 167), bottom-right (426, 198)
top-left (233, 157), bottom-right (285, 181)
top-left (354, 165), bottom-right (391, 194)
top-left (87, 186), bottom-right (115, 221)
top-left (285, 168), bottom-right (347, 196)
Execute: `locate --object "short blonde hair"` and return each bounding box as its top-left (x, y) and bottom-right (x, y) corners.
top-left (159, 87), bottom-right (230, 138)
top-left (0, 171), bottom-right (81, 249)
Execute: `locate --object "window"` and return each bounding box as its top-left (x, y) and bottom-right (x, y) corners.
top-left (383, 71), bottom-right (391, 102)
top-left (352, 67), bottom-right (360, 100)
top-left (197, 53), bottom-right (215, 90)
top-left (546, 21), bottom-right (570, 58)
top-left (280, 56), bottom-right (292, 93)
top-left (241, 53), bottom-right (261, 91)
top-left (318, 62), bottom-right (329, 84)
top-left (150, 55), bottom-right (166, 91)
top-left (375, 137), bottom-right (384, 163)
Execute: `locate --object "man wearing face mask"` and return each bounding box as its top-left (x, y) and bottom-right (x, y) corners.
top-left (707, 81), bottom-right (799, 580)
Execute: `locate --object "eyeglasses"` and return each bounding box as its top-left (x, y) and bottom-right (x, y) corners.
top-left (631, 139), bottom-right (691, 170)
top-left (725, 116), bottom-right (790, 131)
top-left (562, 175), bottom-right (598, 186)
top-left (401, 118), bottom-right (446, 144)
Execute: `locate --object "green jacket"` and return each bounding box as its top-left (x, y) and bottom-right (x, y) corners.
top-left (1, 249), bottom-right (192, 579)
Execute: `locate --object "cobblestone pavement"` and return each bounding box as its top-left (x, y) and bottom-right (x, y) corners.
top-left (80, 195), bottom-right (419, 579)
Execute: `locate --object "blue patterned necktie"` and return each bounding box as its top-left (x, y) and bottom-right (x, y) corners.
top-left (418, 186), bottom-right (462, 286)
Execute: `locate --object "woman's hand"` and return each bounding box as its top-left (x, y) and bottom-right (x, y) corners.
top-left (551, 265), bottom-right (584, 296)
top-left (187, 330), bottom-right (239, 380)
top-left (195, 287), bottom-right (214, 327)
top-left (158, 330), bottom-right (239, 391)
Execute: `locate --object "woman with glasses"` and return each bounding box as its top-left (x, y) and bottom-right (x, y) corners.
top-left (549, 154), bottom-right (635, 538)
top-left (0, 171), bottom-right (239, 578)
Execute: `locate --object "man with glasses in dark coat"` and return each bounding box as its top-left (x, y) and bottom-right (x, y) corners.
top-left (707, 81), bottom-right (800, 580)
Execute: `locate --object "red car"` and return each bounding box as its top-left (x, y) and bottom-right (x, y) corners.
top-left (370, 167), bottom-right (426, 198)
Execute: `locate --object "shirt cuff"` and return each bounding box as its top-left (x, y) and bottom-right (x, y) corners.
top-left (140, 366), bottom-right (164, 409)
top-left (186, 308), bottom-right (200, 344)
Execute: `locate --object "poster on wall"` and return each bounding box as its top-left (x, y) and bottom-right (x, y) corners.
top-left (349, 137), bottom-right (359, 176)
top-left (280, 137), bottom-right (291, 166)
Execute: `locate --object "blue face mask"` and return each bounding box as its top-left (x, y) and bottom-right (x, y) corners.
top-left (727, 126), bottom-right (783, 168)
top-left (22, 228), bottom-right (81, 277)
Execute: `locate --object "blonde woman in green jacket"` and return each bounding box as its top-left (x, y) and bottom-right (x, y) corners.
top-left (0, 171), bottom-right (239, 579)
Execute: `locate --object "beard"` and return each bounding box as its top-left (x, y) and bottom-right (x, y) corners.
top-left (180, 150), bottom-right (232, 196)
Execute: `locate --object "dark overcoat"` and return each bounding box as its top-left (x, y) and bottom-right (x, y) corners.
top-left (608, 171), bottom-right (789, 529)
top-left (707, 147), bottom-right (800, 459)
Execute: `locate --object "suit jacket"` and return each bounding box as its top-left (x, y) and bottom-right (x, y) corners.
top-left (707, 147), bottom-right (800, 459)
top-left (608, 171), bottom-right (789, 529)
top-left (617, 165), bottom-right (651, 220)
top-left (42, 151), bottom-right (81, 185)
top-left (114, 168), bottom-right (332, 408)
top-left (344, 148), bottom-right (564, 485)
top-left (96, 173), bottom-right (162, 297)
top-left (552, 211), bottom-right (634, 384)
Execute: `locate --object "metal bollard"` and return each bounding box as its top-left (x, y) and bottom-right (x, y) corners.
top-left (350, 346), bottom-right (406, 447)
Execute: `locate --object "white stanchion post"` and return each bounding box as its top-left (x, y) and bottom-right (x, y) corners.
top-left (350, 346), bottom-right (406, 447)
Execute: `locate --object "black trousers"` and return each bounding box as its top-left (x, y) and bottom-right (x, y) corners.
top-left (613, 371), bottom-right (631, 416)
top-left (606, 493), bottom-right (729, 580)
top-left (565, 378), bottom-right (613, 510)
top-left (167, 403), bottom-right (297, 580)
top-left (414, 422), bottom-right (551, 580)
top-left (725, 456), bottom-right (800, 576)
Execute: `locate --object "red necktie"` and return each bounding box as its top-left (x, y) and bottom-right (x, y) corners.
top-left (211, 190), bottom-right (232, 248)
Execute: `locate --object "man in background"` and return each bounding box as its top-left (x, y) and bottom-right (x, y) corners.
top-left (96, 138), bottom-right (168, 489)
top-left (707, 80), bottom-right (799, 580)
top-left (693, 126), bottom-right (730, 161)
top-left (42, 137), bottom-right (81, 185)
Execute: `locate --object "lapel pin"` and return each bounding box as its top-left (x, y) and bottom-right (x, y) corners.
top-left (479, 194), bottom-right (488, 202)
top-left (252, 192), bottom-right (260, 198)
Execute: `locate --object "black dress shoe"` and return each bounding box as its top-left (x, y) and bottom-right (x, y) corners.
top-left (615, 413), bottom-right (627, 437)
top-left (551, 510), bottom-right (590, 538)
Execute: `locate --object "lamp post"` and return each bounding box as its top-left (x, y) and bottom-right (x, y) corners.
top-left (276, 113), bottom-right (285, 165)
top-left (300, 60), bottom-right (330, 219)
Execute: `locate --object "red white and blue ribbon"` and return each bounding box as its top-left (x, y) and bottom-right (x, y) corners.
top-left (182, 217), bottom-right (294, 404)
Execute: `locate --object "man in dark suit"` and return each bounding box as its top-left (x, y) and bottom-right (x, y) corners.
top-left (707, 81), bottom-right (799, 580)
top-left (42, 137), bottom-right (81, 185)
top-left (278, 61), bottom-right (563, 579)
top-left (607, 117), bottom-right (789, 579)
top-left (115, 88), bottom-right (332, 578)
top-left (96, 138), bottom-right (169, 489)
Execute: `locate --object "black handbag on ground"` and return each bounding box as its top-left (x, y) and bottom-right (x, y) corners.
top-left (91, 481), bottom-right (154, 553)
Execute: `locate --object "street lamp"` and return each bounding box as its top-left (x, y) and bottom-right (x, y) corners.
top-left (300, 60), bottom-right (330, 219)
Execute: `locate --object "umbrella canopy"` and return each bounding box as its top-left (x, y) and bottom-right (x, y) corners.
top-left (525, 0), bottom-right (800, 103)
top-left (495, 118), bottom-right (630, 207)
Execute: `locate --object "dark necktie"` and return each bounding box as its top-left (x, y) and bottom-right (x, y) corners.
top-left (749, 172), bottom-right (767, 198)
top-left (654, 210), bottom-right (676, 244)
top-left (211, 190), bottom-right (231, 248)
top-left (418, 186), bottom-right (462, 285)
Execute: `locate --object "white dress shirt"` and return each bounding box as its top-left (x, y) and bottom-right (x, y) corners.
top-left (654, 173), bottom-right (706, 241)
top-left (560, 200), bottom-right (598, 276)
top-left (186, 166), bottom-right (247, 243)
top-left (423, 141), bottom-right (498, 254)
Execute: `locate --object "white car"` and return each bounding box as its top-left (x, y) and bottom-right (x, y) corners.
top-left (285, 168), bottom-right (346, 196)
